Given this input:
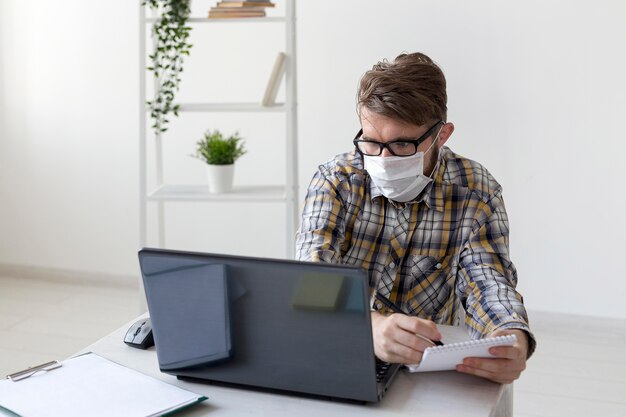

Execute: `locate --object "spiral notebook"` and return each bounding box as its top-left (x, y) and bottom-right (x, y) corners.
top-left (407, 327), bottom-right (517, 373)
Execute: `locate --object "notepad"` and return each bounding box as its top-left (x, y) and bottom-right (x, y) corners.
top-left (0, 353), bottom-right (207, 417)
top-left (407, 328), bottom-right (517, 373)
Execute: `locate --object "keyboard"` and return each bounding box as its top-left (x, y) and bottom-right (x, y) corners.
top-left (375, 359), bottom-right (393, 383)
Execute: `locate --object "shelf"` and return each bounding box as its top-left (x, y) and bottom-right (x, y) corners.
top-left (147, 184), bottom-right (286, 202)
top-left (171, 103), bottom-right (286, 113)
top-left (139, 1), bottom-right (298, 256)
top-left (145, 17), bottom-right (286, 24)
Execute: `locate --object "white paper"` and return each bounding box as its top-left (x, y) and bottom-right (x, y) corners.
top-left (0, 353), bottom-right (204, 417)
top-left (407, 328), bottom-right (517, 373)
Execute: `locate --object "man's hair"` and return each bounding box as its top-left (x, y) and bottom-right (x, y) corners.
top-left (357, 52), bottom-right (448, 126)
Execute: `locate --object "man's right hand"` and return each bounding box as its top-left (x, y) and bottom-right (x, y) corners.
top-left (371, 311), bottom-right (442, 364)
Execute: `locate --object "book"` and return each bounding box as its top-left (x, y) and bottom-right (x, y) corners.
top-left (213, 5), bottom-right (267, 12)
top-left (208, 9), bottom-right (266, 18)
top-left (208, 1), bottom-right (275, 18)
top-left (0, 352), bottom-right (207, 417)
top-left (262, 52), bottom-right (287, 106)
top-left (406, 326), bottom-right (517, 373)
top-left (217, 1), bottom-right (275, 7)
top-left (209, 12), bottom-right (266, 18)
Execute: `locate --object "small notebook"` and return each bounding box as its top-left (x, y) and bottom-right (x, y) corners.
top-left (407, 331), bottom-right (517, 373)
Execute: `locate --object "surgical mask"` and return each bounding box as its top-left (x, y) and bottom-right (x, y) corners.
top-left (363, 131), bottom-right (441, 202)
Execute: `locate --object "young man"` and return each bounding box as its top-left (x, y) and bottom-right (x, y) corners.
top-left (296, 52), bottom-right (535, 384)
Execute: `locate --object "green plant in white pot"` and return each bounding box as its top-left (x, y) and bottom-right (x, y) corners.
top-left (194, 130), bottom-right (246, 193)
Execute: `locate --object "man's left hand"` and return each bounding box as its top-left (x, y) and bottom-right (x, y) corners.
top-left (455, 328), bottom-right (529, 384)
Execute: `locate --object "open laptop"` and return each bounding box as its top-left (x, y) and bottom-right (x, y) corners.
top-left (138, 247), bottom-right (401, 403)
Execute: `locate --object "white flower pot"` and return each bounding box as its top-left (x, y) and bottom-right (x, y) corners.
top-left (206, 164), bottom-right (235, 193)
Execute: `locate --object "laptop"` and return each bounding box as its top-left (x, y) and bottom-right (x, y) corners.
top-left (138, 247), bottom-right (401, 403)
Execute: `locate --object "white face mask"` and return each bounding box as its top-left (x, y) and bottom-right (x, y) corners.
top-left (363, 130), bottom-right (441, 202)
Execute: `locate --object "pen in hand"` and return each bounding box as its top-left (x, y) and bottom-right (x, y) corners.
top-left (375, 292), bottom-right (444, 347)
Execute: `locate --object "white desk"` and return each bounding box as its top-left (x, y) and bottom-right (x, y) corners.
top-left (79, 317), bottom-right (510, 417)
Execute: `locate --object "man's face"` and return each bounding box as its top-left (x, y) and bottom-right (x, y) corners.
top-left (359, 107), bottom-right (450, 176)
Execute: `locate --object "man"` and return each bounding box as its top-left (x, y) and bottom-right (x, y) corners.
top-left (296, 52), bottom-right (535, 384)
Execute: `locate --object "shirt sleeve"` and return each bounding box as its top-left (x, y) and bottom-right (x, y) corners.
top-left (456, 193), bottom-right (537, 357)
top-left (295, 169), bottom-right (347, 264)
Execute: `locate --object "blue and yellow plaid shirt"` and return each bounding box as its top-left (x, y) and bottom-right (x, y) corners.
top-left (296, 146), bottom-right (535, 354)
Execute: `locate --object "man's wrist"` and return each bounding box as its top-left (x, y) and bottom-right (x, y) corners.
top-left (490, 326), bottom-right (534, 359)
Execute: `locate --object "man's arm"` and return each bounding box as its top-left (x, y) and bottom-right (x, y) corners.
top-left (455, 193), bottom-right (536, 383)
top-left (295, 170), bottom-right (347, 263)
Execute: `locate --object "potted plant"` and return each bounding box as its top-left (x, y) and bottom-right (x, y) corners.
top-left (194, 130), bottom-right (246, 193)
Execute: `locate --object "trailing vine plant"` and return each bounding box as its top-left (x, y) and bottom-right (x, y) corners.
top-left (143, 0), bottom-right (192, 133)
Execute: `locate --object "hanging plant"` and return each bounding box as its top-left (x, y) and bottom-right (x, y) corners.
top-left (144, 0), bottom-right (193, 133)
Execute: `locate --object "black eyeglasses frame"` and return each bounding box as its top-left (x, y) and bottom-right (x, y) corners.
top-left (352, 120), bottom-right (444, 157)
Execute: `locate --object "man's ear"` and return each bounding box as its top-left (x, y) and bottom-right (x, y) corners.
top-left (438, 122), bottom-right (455, 146)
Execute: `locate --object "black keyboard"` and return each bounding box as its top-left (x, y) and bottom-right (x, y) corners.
top-left (375, 359), bottom-right (393, 383)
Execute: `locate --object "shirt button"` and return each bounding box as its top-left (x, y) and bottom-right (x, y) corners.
top-left (435, 263), bottom-right (442, 269)
top-left (389, 262), bottom-right (396, 269)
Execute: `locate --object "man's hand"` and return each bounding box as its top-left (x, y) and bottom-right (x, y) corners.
top-left (371, 311), bottom-right (442, 364)
top-left (456, 328), bottom-right (529, 384)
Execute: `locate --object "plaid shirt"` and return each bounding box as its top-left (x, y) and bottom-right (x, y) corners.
top-left (296, 146), bottom-right (535, 353)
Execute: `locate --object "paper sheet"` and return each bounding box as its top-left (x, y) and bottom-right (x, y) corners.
top-left (0, 353), bottom-right (205, 417)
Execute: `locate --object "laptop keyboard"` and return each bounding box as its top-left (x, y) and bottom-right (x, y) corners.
top-left (375, 359), bottom-right (393, 383)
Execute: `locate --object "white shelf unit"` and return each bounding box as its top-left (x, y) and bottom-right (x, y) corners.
top-left (139, 1), bottom-right (298, 259)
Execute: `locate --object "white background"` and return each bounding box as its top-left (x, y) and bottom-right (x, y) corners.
top-left (1, 0), bottom-right (625, 318)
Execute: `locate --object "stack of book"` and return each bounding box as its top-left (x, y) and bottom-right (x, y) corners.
top-left (208, 1), bottom-right (275, 19)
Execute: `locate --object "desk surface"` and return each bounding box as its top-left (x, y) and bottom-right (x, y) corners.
top-left (80, 317), bottom-right (506, 417)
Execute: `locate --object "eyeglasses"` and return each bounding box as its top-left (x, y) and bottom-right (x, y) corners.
top-left (353, 121), bottom-right (443, 157)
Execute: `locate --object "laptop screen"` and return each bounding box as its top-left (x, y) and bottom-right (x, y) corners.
top-left (139, 248), bottom-right (382, 402)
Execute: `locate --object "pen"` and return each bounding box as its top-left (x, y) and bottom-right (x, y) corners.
top-left (375, 292), bottom-right (444, 346)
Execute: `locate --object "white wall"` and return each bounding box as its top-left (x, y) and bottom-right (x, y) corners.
top-left (1, 0), bottom-right (625, 318)
top-left (0, 0), bottom-right (139, 276)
